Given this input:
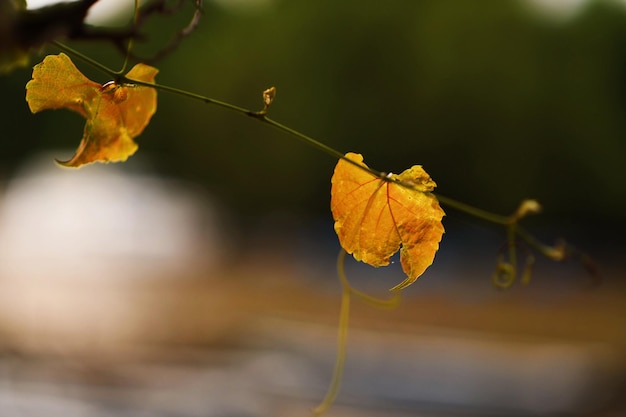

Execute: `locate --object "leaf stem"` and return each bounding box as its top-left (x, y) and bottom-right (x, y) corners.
top-left (261, 117), bottom-right (345, 162)
top-left (132, 79), bottom-right (252, 114)
top-left (434, 194), bottom-right (509, 225)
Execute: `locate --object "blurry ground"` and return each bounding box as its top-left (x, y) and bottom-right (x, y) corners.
top-left (0, 157), bottom-right (624, 417)
top-left (0, 254), bottom-right (624, 417)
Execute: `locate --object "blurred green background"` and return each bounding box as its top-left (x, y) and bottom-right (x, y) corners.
top-left (0, 3), bottom-right (625, 416)
top-left (2, 0), bottom-right (626, 241)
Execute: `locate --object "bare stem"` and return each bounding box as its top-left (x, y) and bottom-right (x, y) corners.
top-left (49, 42), bottom-right (572, 275)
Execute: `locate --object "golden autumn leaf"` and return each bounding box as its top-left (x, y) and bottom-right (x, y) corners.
top-left (331, 152), bottom-right (445, 290)
top-left (25, 53), bottom-right (158, 167)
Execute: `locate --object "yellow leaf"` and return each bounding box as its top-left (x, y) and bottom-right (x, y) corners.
top-left (330, 152), bottom-right (445, 290)
top-left (25, 53), bottom-right (158, 167)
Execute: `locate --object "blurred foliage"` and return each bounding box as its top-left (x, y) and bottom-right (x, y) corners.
top-left (1, 0), bottom-right (625, 233)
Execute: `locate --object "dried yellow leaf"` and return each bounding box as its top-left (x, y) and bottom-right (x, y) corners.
top-left (331, 152), bottom-right (445, 290)
top-left (25, 53), bottom-right (158, 167)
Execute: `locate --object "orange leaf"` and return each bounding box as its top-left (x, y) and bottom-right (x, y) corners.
top-left (25, 53), bottom-right (158, 167)
top-left (331, 153), bottom-right (445, 290)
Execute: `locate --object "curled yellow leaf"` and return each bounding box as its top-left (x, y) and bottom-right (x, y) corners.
top-left (331, 152), bottom-right (445, 290)
top-left (25, 53), bottom-right (158, 167)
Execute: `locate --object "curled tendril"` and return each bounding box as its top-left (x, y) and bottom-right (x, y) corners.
top-left (492, 240), bottom-right (535, 289)
top-left (492, 256), bottom-right (515, 289)
top-left (490, 199), bottom-right (598, 289)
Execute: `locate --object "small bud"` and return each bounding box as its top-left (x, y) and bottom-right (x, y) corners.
top-left (263, 86), bottom-right (276, 108)
top-left (510, 199), bottom-right (542, 223)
